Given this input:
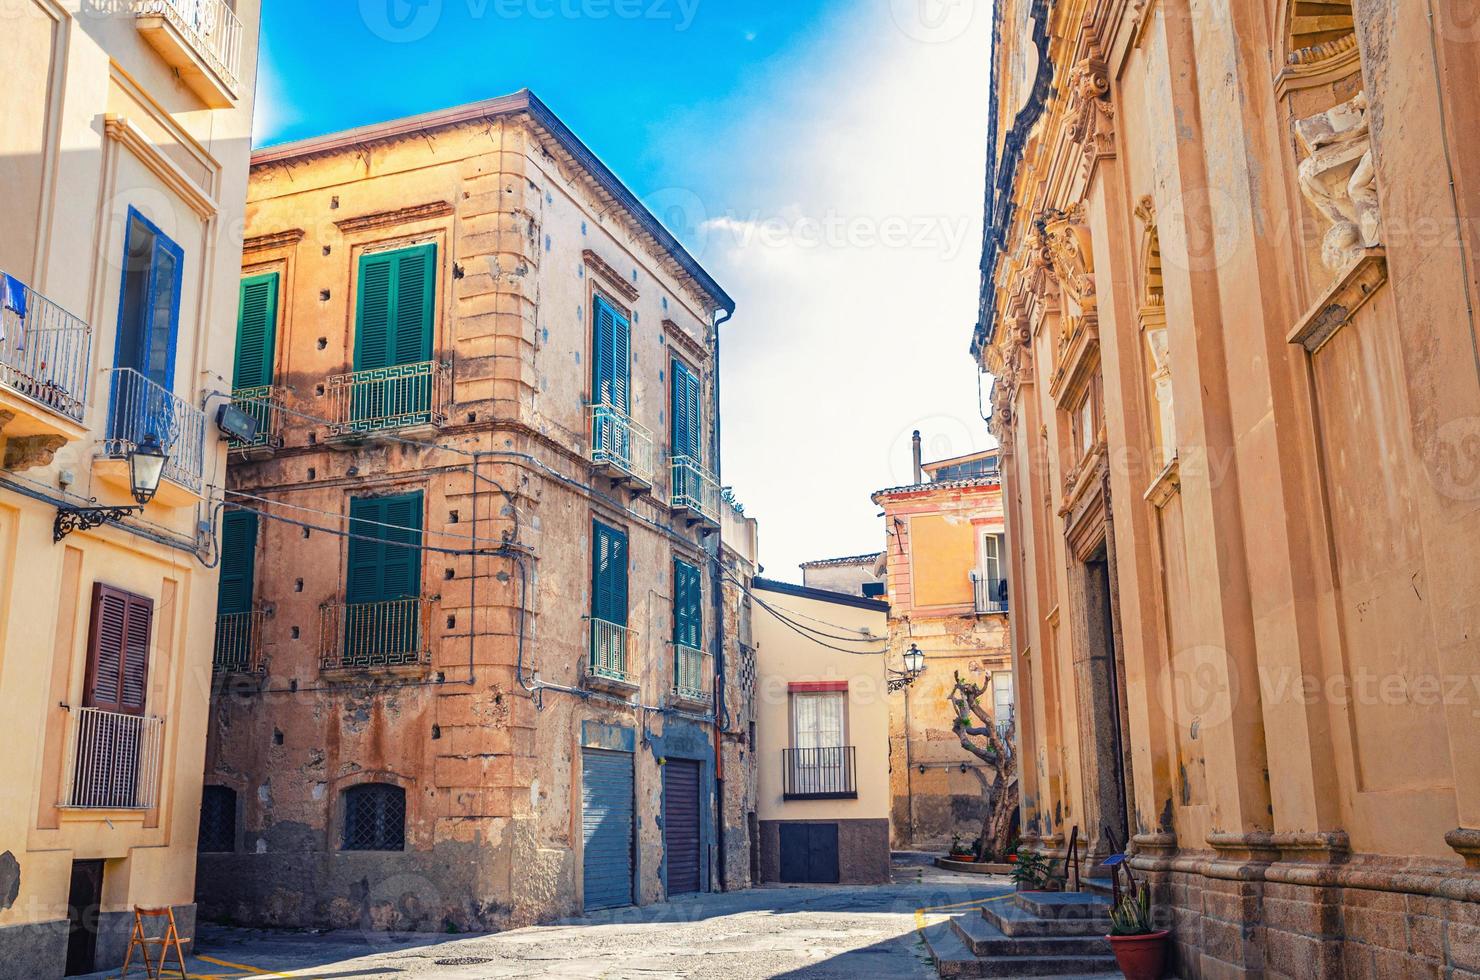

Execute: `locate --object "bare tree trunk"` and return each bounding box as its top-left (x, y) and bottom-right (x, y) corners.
top-left (949, 670), bottom-right (1019, 862)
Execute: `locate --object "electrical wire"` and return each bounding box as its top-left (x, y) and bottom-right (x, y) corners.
top-left (719, 569), bottom-right (888, 646)
top-left (222, 487), bottom-right (494, 545)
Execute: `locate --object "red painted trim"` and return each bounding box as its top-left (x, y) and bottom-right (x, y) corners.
top-left (789, 681), bottom-right (849, 693)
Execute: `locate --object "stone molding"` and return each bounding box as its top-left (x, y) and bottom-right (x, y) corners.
top-left (582, 249), bottom-right (640, 304)
top-left (1287, 248), bottom-right (1387, 353)
top-left (1447, 828), bottom-right (1480, 869)
top-left (104, 115), bottom-right (219, 218)
top-left (4, 435), bottom-right (66, 472)
top-left (661, 319), bottom-right (709, 365)
top-left (334, 201), bottom-right (453, 235)
top-left (242, 229), bottom-right (305, 253)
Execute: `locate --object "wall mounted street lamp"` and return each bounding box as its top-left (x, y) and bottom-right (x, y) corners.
top-left (54, 434), bottom-right (169, 542)
top-left (888, 642), bottom-right (927, 693)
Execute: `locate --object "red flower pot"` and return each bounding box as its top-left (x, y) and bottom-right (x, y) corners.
top-left (1107, 931), bottom-right (1169, 980)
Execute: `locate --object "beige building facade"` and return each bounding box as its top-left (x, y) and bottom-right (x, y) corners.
top-left (872, 450), bottom-right (1012, 851)
top-left (976, 0), bottom-right (1480, 975)
top-left (751, 578), bottom-right (892, 885)
top-left (197, 92), bottom-right (754, 931)
top-left (0, 1), bottom-right (260, 975)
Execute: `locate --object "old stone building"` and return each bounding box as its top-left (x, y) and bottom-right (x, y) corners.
top-left (197, 91), bottom-right (753, 930)
top-left (872, 447), bottom-right (1011, 851)
top-left (0, 1), bottom-right (260, 975)
top-left (968, 0), bottom-right (1480, 975)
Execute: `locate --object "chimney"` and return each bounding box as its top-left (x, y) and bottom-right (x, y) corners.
top-left (912, 430), bottom-right (923, 485)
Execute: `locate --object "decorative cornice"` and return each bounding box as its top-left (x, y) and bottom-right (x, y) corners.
top-left (1448, 828), bottom-right (1480, 869)
top-left (104, 115), bottom-right (218, 218)
top-left (334, 201), bottom-right (453, 235)
top-left (1143, 455), bottom-right (1181, 509)
top-left (243, 229), bottom-right (305, 253)
top-left (662, 319), bottom-right (709, 365)
top-left (1287, 249), bottom-right (1387, 353)
top-left (583, 249), bottom-right (640, 304)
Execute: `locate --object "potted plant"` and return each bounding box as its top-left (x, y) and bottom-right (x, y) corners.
top-left (1008, 847), bottom-right (1056, 890)
top-left (1107, 885), bottom-right (1170, 980)
top-left (948, 834), bottom-right (975, 862)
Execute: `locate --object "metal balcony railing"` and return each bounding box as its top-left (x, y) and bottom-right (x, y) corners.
top-left (973, 574), bottom-right (1009, 615)
top-left (214, 607), bottom-right (267, 674)
top-left (589, 617), bottom-right (637, 687)
top-left (671, 455), bottom-right (721, 525)
top-left (229, 385), bottom-right (285, 454)
top-left (103, 368), bottom-right (206, 493)
top-left (783, 746), bottom-right (858, 800)
top-left (62, 708), bottom-right (164, 810)
top-left (135, 0), bottom-right (244, 91)
top-left (326, 360), bottom-right (449, 438)
top-left (0, 273), bottom-right (91, 424)
top-left (320, 596), bottom-right (432, 671)
top-left (590, 403), bottom-right (654, 485)
top-left (672, 643), bottom-right (712, 707)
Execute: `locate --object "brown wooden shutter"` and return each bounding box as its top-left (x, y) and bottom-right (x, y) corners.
top-left (83, 584), bottom-right (153, 716)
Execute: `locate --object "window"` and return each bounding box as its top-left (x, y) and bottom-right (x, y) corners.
top-left (214, 510), bottom-right (259, 671)
top-left (115, 208), bottom-right (183, 392)
top-left (672, 559), bottom-right (702, 648)
top-left (992, 672), bottom-right (1014, 730)
top-left (591, 521), bottom-right (629, 628)
top-left (85, 584), bottom-right (153, 717)
top-left (197, 786), bottom-right (237, 852)
top-left (592, 295), bottom-right (632, 414)
top-left (343, 492), bottom-right (424, 666)
top-left (793, 691), bottom-right (846, 750)
top-left (353, 245), bottom-right (436, 425)
top-left (234, 273), bottom-right (279, 388)
top-left (787, 686), bottom-right (855, 799)
top-left (341, 783), bottom-right (405, 851)
top-left (670, 358), bottom-right (701, 462)
top-left (77, 584), bottom-right (154, 808)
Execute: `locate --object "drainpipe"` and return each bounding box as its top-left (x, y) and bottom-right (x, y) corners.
top-left (709, 304), bottom-right (733, 890)
top-left (912, 430), bottom-right (923, 484)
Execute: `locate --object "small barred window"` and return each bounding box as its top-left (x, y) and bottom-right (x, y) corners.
top-left (342, 783), bottom-right (406, 851)
top-left (197, 786), bottom-right (237, 852)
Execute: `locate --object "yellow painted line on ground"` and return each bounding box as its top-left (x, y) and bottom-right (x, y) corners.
top-left (195, 954), bottom-right (296, 978)
top-left (914, 893), bottom-right (1015, 932)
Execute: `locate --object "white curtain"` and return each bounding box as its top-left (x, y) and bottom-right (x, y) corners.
top-left (794, 693), bottom-right (845, 749)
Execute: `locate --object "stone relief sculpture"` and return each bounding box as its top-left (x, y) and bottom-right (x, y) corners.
top-left (1295, 91), bottom-right (1382, 272)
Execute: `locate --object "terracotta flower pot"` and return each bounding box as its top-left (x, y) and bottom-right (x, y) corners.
top-left (1107, 931), bottom-right (1170, 980)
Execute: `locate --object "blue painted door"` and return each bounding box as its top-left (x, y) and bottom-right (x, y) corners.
top-left (582, 748), bottom-right (635, 911)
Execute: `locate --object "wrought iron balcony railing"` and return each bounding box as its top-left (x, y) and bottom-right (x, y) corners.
top-left (972, 574), bottom-right (1009, 615)
top-left (228, 385), bottom-right (285, 454)
top-left (62, 707), bottom-right (165, 810)
top-left (103, 368), bottom-right (206, 493)
top-left (214, 607), bottom-right (267, 674)
top-left (135, 0), bottom-right (244, 93)
top-left (670, 455), bottom-right (721, 526)
top-left (588, 617), bottom-right (637, 688)
top-left (590, 403), bottom-right (654, 486)
top-left (320, 595), bottom-right (433, 671)
top-left (0, 272), bottom-right (91, 424)
top-left (326, 360), bottom-right (449, 438)
top-left (783, 746), bottom-right (858, 800)
top-left (672, 643), bottom-right (712, 707)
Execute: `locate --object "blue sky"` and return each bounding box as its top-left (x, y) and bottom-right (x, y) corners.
top-left (256, 0), bottom-right (995, 580)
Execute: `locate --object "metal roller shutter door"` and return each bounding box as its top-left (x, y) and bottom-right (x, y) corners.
top-left (582, 748), bottom-right (635, 911)
top-left (663, 759), bottom-right (702, 895)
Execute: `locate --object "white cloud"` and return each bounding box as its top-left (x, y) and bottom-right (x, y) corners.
top-left (664, 5), bottom-right (995, 580)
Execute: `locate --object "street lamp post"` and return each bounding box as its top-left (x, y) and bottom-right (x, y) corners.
top-left (888, 642), bottom-right (927, 693)
top-left (54, 434), bottom-right (170, 542)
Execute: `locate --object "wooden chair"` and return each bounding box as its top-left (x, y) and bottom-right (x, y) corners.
top-left (119, 906), bottom-right (189, 979)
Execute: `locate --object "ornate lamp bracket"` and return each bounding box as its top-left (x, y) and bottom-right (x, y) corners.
top-left (55, 504), bottom-right (143, 543)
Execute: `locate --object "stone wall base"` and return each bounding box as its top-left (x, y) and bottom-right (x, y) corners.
top-left (758, 818), bottom-right (891, 885)
top-left (1131, 852), bottom-right (1480, 979)
top-left (0, 905), bottom-right (195, 978)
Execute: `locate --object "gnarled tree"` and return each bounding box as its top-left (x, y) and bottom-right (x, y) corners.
top-left (949, 670), bottom-right (1019, 861)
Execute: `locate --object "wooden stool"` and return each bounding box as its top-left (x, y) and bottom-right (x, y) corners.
top-left (119, 906), bottom-right (189, 979)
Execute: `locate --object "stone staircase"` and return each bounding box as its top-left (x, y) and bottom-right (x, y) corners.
top-left (924, 882), bottom-right (1120, 977)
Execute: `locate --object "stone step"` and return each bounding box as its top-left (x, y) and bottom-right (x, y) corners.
top-left (1014, 890), bottom-right (1114, 919)
top-left (983, 901), bottom-right (1113, 938)
top-left (951, 910), bottom-right (1114, 958)
top-left (924, 917), bottom-right (1121, 978)
top-left (1083, 877), bottom-right (1115, 898)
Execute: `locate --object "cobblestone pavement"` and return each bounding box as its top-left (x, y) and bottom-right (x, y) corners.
top-left (84, 863), bottom-right (1037, 980)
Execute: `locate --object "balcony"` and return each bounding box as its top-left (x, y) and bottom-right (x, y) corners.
top-left (585, 617), bottom-right (638, 696)
top-left (783, 746), bottom-right (858, 801)
top-left (590, 403), bottom-right (653, 491)
top-left (319, 596), bottom-right (433, 672)
top-left (61, 708), bottom-right (164, 810)
top-left (972, 574), bottom-right (1009, 615)
top-left (214, 607), bottom-right (267, 674)
top-left (134, 0), bottom-right (243, 108)
top-left (670, 455), bottom-right (720, 529)
top-left (99, 368), bottom-right (206, 504)
top-left (671, 643), bottom-right (712, 710)
top-left (228, 385), bottom-right (285, 459)
top-left (326, 361), bottom-right (449, 441)
top-left (0, 273), bottom-right (91, 461)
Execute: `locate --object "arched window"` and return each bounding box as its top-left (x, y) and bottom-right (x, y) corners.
top-left (197, 786), bottom-right (237, 853)
top-left (342, 783), bottom-right (406, 851)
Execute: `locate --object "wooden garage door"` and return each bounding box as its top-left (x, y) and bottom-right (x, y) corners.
top-left (582, 748), bottom-right (635, 911)
top-left (779, 822), bottom-right (840, 884)
top-left (663, 759), bottom-right (702, 895)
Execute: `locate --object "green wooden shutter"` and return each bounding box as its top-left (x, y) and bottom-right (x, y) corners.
top-left (217, 511), bottom-right (258, 615)
top-left (234, 274), bottom-right (278, 389)
top-left (356, 245), bottom-right (435, 371)
top-left (592, 521), bottom-right (629, 626)
top-left (671, 359), bottom-right (701, 460)
top-left (673, 559), bottom-right (701, 648)
top-left (592, 297), bottom-right (631, 413)
top-left (347, 492), bottom-right (424, 602)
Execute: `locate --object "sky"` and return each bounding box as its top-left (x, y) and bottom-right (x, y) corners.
top-left (255, 0), bottom-right (996, 582)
